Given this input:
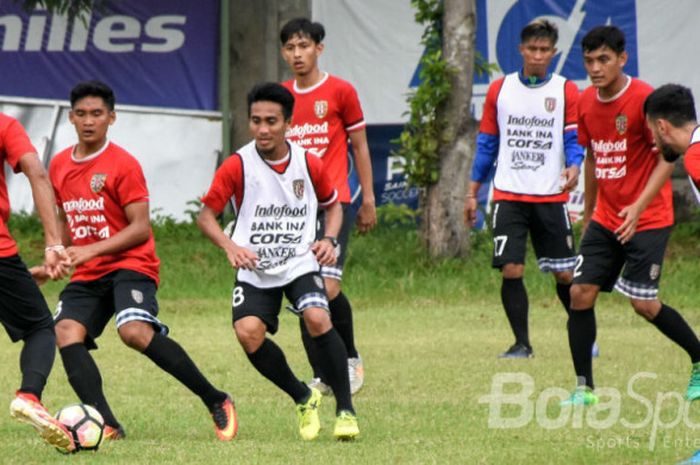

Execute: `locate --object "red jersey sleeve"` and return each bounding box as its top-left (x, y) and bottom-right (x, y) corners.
top-left (339, 82), bottom-right (366, 133)
top-left (2, 116), bottom-right (37, 173)
top-left (479, 77), bottom-right (504, 135)
top-left (305, 152), bottom-right (338, 207)
top-left (201, 154), bottom-right (243, 213)
top-left (685, 143), bottom-right (700, 187)
top-left (564, 80), bottom-right (580, 131)
top-left (115, 156), bottom-right (150, 207)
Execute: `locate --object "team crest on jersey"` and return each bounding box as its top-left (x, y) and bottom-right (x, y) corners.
top-left (292, 179), bottom-right (304, 199)
top-left (90, 173), bottom-right (107, 193)
top-left (544, 97), bottom-right (556, 113)
top-left (314, 100), bottom-right (328, 119)
top-left (131, 289), bottom-right (144, 304)
top-left (615, 114), bottom-right (628, 135)
top-left (649, 264), bottom-right (660, 280)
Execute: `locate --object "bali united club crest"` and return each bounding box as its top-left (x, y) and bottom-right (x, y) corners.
top-left (90, 173), bottom-right (107, 193)
top-left (292, 179), bottom-right (304, 200)
top-left (544, 97), bottom-right (556, 113)
top-left (615, 114), bottom-right (628, 135)
top-left (314, 100), bottom-right (328, 119)
top-left (649, 264), bottom-right (661, 280)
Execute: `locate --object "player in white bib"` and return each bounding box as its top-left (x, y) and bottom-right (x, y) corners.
top-left (465, 20), bottom-right (586, 358)
top-left (197, 82), bottom-right (359, 441)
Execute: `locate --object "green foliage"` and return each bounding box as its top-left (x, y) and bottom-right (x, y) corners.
top-left (14, 0), bottom-right (106, 20)
top-left (394, 0), bottom-right (499, 188)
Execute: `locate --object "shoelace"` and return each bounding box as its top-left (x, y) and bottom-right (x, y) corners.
top-left (212, 403), bottom-right (229, 429)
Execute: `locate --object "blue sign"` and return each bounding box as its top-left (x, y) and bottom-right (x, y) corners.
top-left (0, 0), bottom-right (219, 110)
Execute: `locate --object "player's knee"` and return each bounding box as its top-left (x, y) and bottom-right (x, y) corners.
top-left (54, 319), bottom-right (86, 348)
top-left (234, 317), bottom-right (265, 353)
top-left (118, 321), bottom-right (154, 351)
top-left (570, 284), bottom-right (593, 309)
top-left (302, 307), bottom-right (332, 336)
top-left (502, 264), bottom-right (524, 279)
top-left (630, 299), bottom-right (661, 321)
top-left (325, 278), bottom-right (341, 300)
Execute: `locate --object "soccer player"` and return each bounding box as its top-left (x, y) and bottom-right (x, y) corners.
top-left (50, 81), bottom-right (238, 441)
top-left (1, 112), bottom-right (75, 452)
top-left (197, 82), bottom-right (359, 441)
top-left (644, 86), bottom-right (700, 465)
top-left (562, 26), bottom-right (700, 405)
top-left (464, 19), bottom-right (584, 358)
top-left (644, 84), bottom-right (700, 200)
top-left (279, 18), bottom-right (376, 394)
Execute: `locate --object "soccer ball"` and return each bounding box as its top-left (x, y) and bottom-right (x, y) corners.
top-left (55, 404), bottom-right (105, 452)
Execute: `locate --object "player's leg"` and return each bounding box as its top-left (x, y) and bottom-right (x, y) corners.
top-left (112, 270), bottom-right (235, 440)
top-left (0, 256), bottom-right (74, 452)
top-left (562, 221), bottom-right (622, 405)
top-left (232, 281), bottom-right (318, 439)
top-left (492, 201), bottom-right (531, 357)
top-left (530, 202), bottom-right (577, 314)
top-left (55, 277), bottom-right (122, 438)
top-left (616, 227), bottom-right (700, 400)
top-left (287, 272), bottom-right (358, 440)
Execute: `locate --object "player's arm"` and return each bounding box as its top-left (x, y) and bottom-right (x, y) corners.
top-left (19, 153), bottom-right (70, 279)
top-left (196, 206), bottom-right (258, 270)
top-left (582, 148), bottom-right (597, 231)
top-left (561, 81), bottom-right (584, 192)
top-left (348, 129), bottom-right (376, 234)
top-left (615, 155), bottom-right (674, 244)
top-left (65, 201), bottom-right (151, 267)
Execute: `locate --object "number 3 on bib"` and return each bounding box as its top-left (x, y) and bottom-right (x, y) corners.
top-left (232, 286), bottom-right (245, 307)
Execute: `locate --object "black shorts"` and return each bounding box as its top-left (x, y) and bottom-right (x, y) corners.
top-left (55, 269), bottom-right (168, 350)
top-left (491, 201), bottom-right (576, 272)
top-left (232, 272), bottom-right (328, 335)
top-left (0, 255), bottom-right (54, 342)
top-left (572, 220), bottom-right (670, 300)
top-left (316, 202), bottom-right (355, 281)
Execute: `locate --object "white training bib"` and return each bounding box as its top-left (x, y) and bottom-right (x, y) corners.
top-left (232, 140), bottom-right (319, 288)
top-left (493, 72), bottom-right (567, 196)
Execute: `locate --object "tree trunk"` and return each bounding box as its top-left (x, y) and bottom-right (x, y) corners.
top-left (420, 0), bottom-right (476, 258)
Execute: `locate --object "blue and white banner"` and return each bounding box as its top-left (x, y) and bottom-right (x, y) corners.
top-left (315, 0), bottom-right (700, 217)
top-left (0, 0), bottom-right (219, 110)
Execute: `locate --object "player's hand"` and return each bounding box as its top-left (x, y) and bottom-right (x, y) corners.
top-left (356, 200), bottom-right (377, 234)
top-left (311, 238), bottom-right (338, 266)
top-left (615, 203), bottom-right (642, 244)
top-left (66, 245), bottom-right (98, 268)
top-left (464, 196), bottom-right (478, 227)
top-left (44, 245), bottom-right (71, 279)
top-left (225, 245), bottom-right (258, 270)
top-left (29, 265), bottom-right (50, 286)
top-left (561, 165), bottom-right (581, 192)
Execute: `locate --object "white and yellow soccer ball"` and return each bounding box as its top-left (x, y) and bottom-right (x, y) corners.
top-left (55, 404), bottom-right (105, 452)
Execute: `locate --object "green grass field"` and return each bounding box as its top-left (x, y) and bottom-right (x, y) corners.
top-left (2, 216), bottom-right (700, 464)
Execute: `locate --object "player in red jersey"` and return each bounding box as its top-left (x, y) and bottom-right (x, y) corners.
top-left (48, 81), bottom-right (237, 441)
top-left (562, 27), bottom-right (700, 406)
top-left (197, 82), bottom-right (358, 440)
top-left (0, 112), bottom-right (75, 452)
top-left (643, 84), bottom-right (700, 200)
top-left (464, 20), bottom-right (584, 359)
top-left (280, 18), bottom-right (375, 395)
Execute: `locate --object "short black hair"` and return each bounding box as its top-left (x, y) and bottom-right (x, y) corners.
top-left (70, 80), bottom-right (115, 111)
top-left (581, 25), bottom-right (626, 54)
top-left (521, 19), bottom-right (558, 45)
top-left (280, 17), bottom-right (325, 45)
top-left (247, 82), bottom-right (295, 120)
top-left (644, 84), bottom-right (697, 128)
